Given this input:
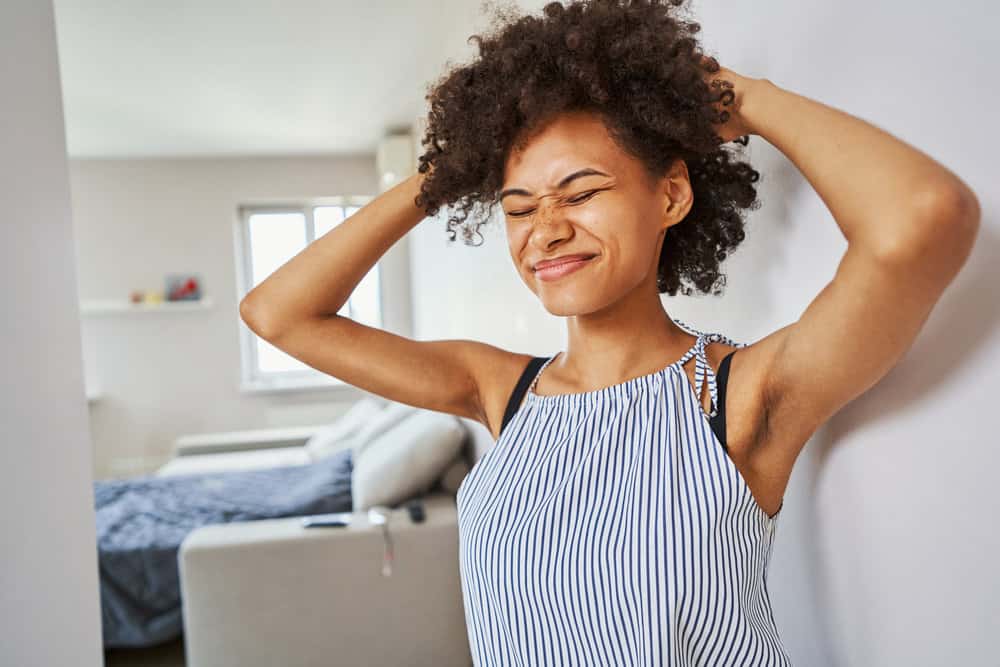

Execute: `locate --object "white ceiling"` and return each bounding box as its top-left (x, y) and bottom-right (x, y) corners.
top-left (52, 1), bottom-right (546, 158)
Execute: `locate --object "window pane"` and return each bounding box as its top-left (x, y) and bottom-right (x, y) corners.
top-left (352, 264), bottom-right (381, 327)
top-left (314, 206), bottom-right (345, 237)
top-left (248, 212), bottom-right (307, 287)
top-left (315, 206), bottom-right (370, 320)
top-left (256, 337), bottom-right (310, 373)
top-left (315, 206), bottom-right (347, 316)
top-left (342, 205), bottom-right (380, 326)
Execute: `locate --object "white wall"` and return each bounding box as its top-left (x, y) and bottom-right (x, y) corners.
top-left (412, 1), bottom-right (999, 664)
top-left (68, 155), bottom-right (417, 479)
top-left (696, 1), bottom-right (997, 664)
top-left (0, 1), bottom-right (103, 664)
top-left (7, 0), bottom-right (993, 662)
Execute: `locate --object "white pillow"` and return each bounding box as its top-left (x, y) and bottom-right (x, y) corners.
top-left (351, 410), bottom-right (467, 511)
top-left (304, 397), bottom-right (385, 461)
top-left (349, 401), bottom-right (421, 459)
top-left (438, 457), bottom-right (470, 496)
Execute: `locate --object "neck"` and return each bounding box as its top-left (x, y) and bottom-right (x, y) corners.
top-left (553, 290), bottom-right (698, 393)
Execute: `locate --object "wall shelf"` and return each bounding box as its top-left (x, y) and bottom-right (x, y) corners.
top-left (80, 297), bottom-right (215, 315)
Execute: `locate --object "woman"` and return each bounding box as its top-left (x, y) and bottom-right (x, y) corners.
top-left (240, 1), bottom-right (979, 664)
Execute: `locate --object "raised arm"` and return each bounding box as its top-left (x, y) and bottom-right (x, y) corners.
top-left (239, 170), bottom-right (513, 427)
top-left (706, 66), bottom-right (981, 472)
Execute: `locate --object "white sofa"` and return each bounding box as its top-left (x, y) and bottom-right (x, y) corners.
top-left (164, 400), bottom-right (494, 667)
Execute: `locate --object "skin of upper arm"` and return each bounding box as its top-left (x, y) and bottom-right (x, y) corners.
top-left (750, 210), bottom-right (978, 473)
top-left (255, 314), bottom-right (516, 428)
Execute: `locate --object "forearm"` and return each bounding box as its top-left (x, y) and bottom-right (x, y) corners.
top-left (741, 79), bottom-right (980, 256)
top-left (241, 171), bottom-right (427, 339)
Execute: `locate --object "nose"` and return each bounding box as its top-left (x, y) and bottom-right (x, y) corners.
top-left (529, 197), bottom-right (574, 247)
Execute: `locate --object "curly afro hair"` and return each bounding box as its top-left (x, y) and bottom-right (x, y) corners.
top-left (413, 0), bottom-right (762, 296)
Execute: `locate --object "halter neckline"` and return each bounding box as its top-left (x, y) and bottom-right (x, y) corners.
top-left (525, 319), bottom-right (746, 415)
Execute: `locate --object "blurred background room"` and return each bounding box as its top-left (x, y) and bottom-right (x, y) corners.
top-left (3, 1), bottom-right (998, 666)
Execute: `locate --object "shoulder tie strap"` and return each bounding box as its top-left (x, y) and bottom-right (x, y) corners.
top-left (671, 318), bottom-right (748, 417)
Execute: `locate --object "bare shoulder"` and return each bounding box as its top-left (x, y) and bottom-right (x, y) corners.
top-left (465, 344), bottom-right (538, 441)
top-left (702, 331), bottom-right (786, 458)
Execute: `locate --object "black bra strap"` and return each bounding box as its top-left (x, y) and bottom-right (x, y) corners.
top-left (499, 356), bottom-right (549, 438)
top-left (708, 349), bottom-right (737, 451)
top-left (501, 351), bottom-right (737, 447)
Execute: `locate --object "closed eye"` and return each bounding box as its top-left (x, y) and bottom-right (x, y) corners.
top-left (506, 190), bottom-right (600, 218)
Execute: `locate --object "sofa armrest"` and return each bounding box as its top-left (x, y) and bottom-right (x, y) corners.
top-left (178, 491), bottom-right (470, 667)
top-left (173, 425), bottom-right (323, 457)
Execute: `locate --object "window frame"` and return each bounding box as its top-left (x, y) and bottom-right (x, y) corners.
top-left (235, 196), bottom-right (376, 394)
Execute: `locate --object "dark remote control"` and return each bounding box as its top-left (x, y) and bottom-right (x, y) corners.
top-left (301, 512), bottom-right (352, 528)
top-left (406, 500), bottom-right (425, 523)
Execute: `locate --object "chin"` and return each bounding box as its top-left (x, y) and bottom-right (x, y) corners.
top-left (536, 290), bottom-right (605, 318)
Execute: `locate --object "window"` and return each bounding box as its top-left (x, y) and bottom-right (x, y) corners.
top-left (236, 198), bottom-right (378, 392)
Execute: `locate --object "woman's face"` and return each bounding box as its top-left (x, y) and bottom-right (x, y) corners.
top-left (500, 110), bottom-right (692, 317)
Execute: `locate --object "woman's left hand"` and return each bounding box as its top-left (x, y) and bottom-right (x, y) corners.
top-left (697, 55), bottom-right (760, 144)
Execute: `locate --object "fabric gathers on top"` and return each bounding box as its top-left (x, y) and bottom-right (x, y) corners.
top-left (456, 318), bottom-right (791, 666)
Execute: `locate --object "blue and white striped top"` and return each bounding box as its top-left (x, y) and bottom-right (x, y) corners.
top-left (456, 319), bottom-right (791, 666)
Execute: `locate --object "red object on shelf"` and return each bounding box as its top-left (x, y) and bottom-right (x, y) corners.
top-left (168, 277), bottom-right (200, 300)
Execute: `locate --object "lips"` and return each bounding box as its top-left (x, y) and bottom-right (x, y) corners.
top-left (533, 253), bottom-right (597, 272)
top-left (532, 254), bottom-right (597, 281)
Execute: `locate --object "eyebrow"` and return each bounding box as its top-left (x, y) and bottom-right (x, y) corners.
top-left (499, 168), bottom-right (611, 202)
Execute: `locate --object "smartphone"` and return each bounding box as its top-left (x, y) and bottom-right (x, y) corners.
top-left (301, 512), bottom-right (352, 528)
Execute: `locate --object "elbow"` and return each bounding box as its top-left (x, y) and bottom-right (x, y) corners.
top-left (881, 184), bottom-right (980, 270)
top-left (915, 182), bottom-right (981, 233)
top-left (239, 295), bottom-right (281, 341)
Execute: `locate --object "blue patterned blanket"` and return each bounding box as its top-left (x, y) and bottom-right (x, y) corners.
top-left (94, 449), bottom-right (352, 648)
